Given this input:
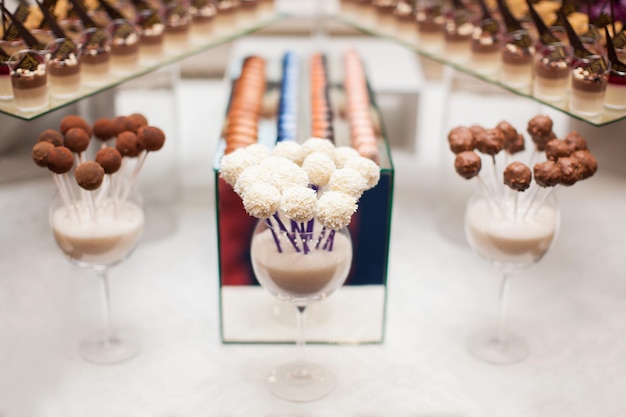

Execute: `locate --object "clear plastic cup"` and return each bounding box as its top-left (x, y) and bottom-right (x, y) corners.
top-left (9, 49), bottom-right (49, 112)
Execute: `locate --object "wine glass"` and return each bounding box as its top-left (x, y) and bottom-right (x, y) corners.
top-left (464, 189), bottom-right (560, 364)
top-left (250, 215), bottom-right (353, 402)
top-left (49, 186), bottom-right (145, 365)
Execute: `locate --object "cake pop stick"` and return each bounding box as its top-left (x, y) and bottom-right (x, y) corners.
top-left (95, 147), bottom-right (123, 207)
top-left (120, 125), bottom-right (165, 202)
top-left (475, 128), bottom-right (505, 195)
top-left (46, 146), bottom-right (81, 222)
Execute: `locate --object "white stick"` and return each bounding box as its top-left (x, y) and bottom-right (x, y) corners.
top-left (120, 151), bottom-right (148, 203)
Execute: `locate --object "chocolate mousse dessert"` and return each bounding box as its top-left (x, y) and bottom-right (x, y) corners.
top-left (190, 0), bottom-right (217, 41)
top-left (393, 1), bottom-right (417, 43)
top-left (443, 0), bottom-right (474, 64)
top-left (604, 27), bottom-right (626, 110)
top-left (137, 9), bottom-right (165, 63)
top-left (470, 0), bottom-right (501, 75)
top-left (10, 50), bottom-right (48, 112)
top-left (47, 38), bottom-right (82, 99)
top-left (496, 0), bottom-right (534, 89)
top-left (416, 1), bottom-right (445, 53)
top-left (108, 19), bottom-right (140, 75)
top-left (163, 3), bottom-right (192, 51)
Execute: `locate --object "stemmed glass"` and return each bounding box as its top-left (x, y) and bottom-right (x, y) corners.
top-left (464, 190), bottom-right (560, 364)
top-left (49, 186), bottom-right (145, 365)
top-left (250, 215), bottom-right (353, 402)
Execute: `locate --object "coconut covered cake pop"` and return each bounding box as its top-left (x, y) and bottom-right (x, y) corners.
top-left (219, 137), bottom-right (380, 254)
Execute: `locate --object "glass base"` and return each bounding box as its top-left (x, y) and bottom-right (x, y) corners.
top-left (78, 332), bottom-right (141, 365)
top-left (267, 361), bottom-right (335, 402)
top-left (467, 328), bottom-right (529, 365)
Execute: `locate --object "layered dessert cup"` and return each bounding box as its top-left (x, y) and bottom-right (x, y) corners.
top-left (605, 49), bottom-right (626, 110)
top-left (0, 54), bottom-right (16, 100)
top-left (569, 55), bottom-right (610, 117)
top-left (533, 43), bottom-right (573, 102)
top-left (213, 1), bottom-right (240, 36)
top-left (46, 38), bottom-right (82, 99)
top-left (80, 28), bottom-right (112, 87)
top-left (9, 49), bottom-right (48, 112)
top-left (163, 9), bottom-right (192, 53)
top-left (190, 0), bottom-right (217, 42)
top-left (443, 10), bottom-right (474, 64)
top-left (373, 0), bottom-right (398, 35)
top-left (470, 19), bottom-right (501, 76)
top-left (108, 19), bottom-right (140, 75)
top-left (393, 2), bottom-right (418, 43)
top-left (139, 23), bottom-right (165, 64)
top-left (416, 3), bottom-right (445, 53)
top-left (499, 30), bottom-right (534, 90)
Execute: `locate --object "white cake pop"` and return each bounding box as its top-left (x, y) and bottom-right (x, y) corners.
top-left (328, 167), bottom-right (368, 198)
top-left (316, 190), bottom-right (357, 230)
top-left (242, 182), bottom-right (281, 219)
top-left (262, 157), bottom-right (309, 192)
top-left (333, 146), bottom-right (360, 168)
top-left (302, 151), bottom-right (336, 187)
top-left (272, 141), bottom-right (305, 165)
top-left (301, 137), bottom-right (335, 159)
top-left (280, 186), bottom-right (317, 223)
top-left (234, 165), bottom-right (268, 197)
top-left (219, 147), bottom-right (259, 187)
top-left (345, 156), bottom-right (380, 189)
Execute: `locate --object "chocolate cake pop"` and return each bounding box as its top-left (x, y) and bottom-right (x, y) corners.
top-left (93, 118), bottom-right (117, 141)
top-left (504, 133), bottom-right (525, 154)
top-left (454, 150), bottom-right (482, 179)
top-left (95, 147), bottom-right (123, 174)
top-left (75, 161), bottom-right (105, 190)
top-left (448, 126), bottom-right (475, 153)
top-left (475, 128), bottom-right (505, 155)
top-left (128, 113), bottom-right (148, 130)
top-left (469, 124), bottom-right (485, 139)
top-left (32, 141), bottom-right (54, 167)
top-left (571, 150), bottom-right (597, 179)
top-left (533, 160), bottom-right (562, 187)
top-left (544, 139), bottom-right (571, 161)
top-left (60, 115), bottom-right (92, 136)
top-left (64, 127), bottom-right (91, 154)
top-left (527, 115), bottom-right (555, 151)
top-left (115, 131), bottom-right (142, 157)
top-left (564, 131), bottom-right (587, 152)
top-left (503, 161), bottom-right (532, 191)
top-left (114, 115), bottom-right (137, 135)
top-left (137, 126), bottom-right (166, 151)
top-left (496, 121), bottom-right (517, 143)
top-left (46, 146), bottom-right (75, 174)
top-left (556, 157), bottom-right (582, 186)
top-left (38, 129), bottom-right (64, 147)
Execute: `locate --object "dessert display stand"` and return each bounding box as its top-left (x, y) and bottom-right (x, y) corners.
top-left (1, 2), bottom-right (626, 415)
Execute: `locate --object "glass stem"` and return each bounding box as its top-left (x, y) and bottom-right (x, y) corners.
top-left (293, 305), bottom-right (310, 379)
top-left (496, 272), bottom-right (511, 345)
top-left (96, 267), bottom-right (115, 347)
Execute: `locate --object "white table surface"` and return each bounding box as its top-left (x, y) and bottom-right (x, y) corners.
top-left (1, 35), bottom-right (626, 417)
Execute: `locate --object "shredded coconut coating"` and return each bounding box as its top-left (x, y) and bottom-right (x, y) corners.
top-left (234, 165), bottom-right (267, 197)
top-left (301, 137), bottom-right (336, 159)
top-left (345, 156), bottom-right (380, 189)
top-left (334, 146), bottom-right (360, 168)
top-left (280, 186), bottom-right (317, 222)
top-left (219, 148), bottom-right (258, 187)
top-left (272, 141), bottom-right (305, 164)
top-left (242, 182), bottom-right (281, 219)
top-left (328, 167), bottom-right (368, 198)
top-left (262, 157), bottom-right (309, 192)
top-left (316, 191), bottom-right (357, 230)
top-left (243, 143), bottom-right (271, 163)
top-left (302, 152), bottom-right (336, 187)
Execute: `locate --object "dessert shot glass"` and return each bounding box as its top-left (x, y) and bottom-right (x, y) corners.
top-left (137, 10), bottom-right (165, 65)
top-left (570, 54), bottom-right (610, 117)
top-left (533, 42), bottom-right (573, 103)
top-left (45, 38), bottom-right (82, 99)
top-left (163, 4), bottom-right (192, 53)
top-left (0, 52), bottom-right (18, 100)
top-left (470, 17), bottom-right (502, 76)
top-left (80, 27), bottom-right (112, 87)
top-left (443, 8), bottom-right (474, 64)
top-left (107, 19), bottom-right (141, 75)
top-left (415, 2), bottom-right (445, 53)
top-left (9, 49), bottom-right (49, 113)
top-left (499, 30), bottom-right (534, 91)
top-left (605, 49), bottom-right (626, 110)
